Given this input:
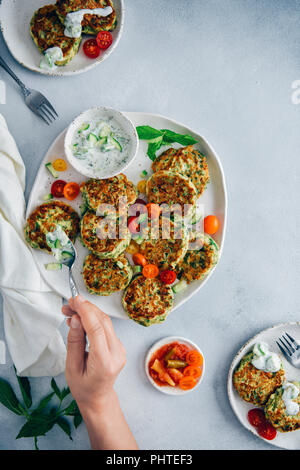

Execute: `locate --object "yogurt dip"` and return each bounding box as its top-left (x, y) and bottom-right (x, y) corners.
top-left (282, 382), bottom-right (300, 416)
top-left (46, 225), bottom-right (75, 264)
top-left (251, 342), bottom-right (281, 373)
top-left (64, 7), bottom-right (113, 38)
top-left (71, 117), bottom-right (131, 178)
top-left (40, 47), bottom-right (63, 70)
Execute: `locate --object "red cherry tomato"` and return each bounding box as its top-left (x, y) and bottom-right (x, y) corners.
top-left (83, 39), bottom-right (101, 59)
top-left (51, 180), bottom-right (66, 198)
top-left (128, 216), bottom-right (140, 234)
top-left (248, 409), bottom-right (266, 428)
top-left (96, 31), bottom-right (113, 50)
top-left (160, 270), bottom-right (176, 285)
top-left (257, 422), bottom-right (277, 440)
top-left (128, 203), bottom-right (147, 218)
top-left (135, 198), bottom-right (147, 205)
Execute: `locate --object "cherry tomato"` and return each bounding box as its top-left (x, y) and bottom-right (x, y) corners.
top-left (183, 366), bottom-right (202, 379)
top-left (257, 422), bottom-right (277, 440)
top-left (135, 198), bottom-right (147, 205)
top-left (51, 180), bottom-right (66, 198)
top-left (96, 31), bottom-right (113, 50)
top-left (146, 203), bottom-right (161, 218)
top-left (128, 203), bottom-right (147, 218)
top-left (248, 409), bottom-right (266, 428)
top-left (132, 253), bottom-right (147, 267)
top-left (179, 376), bottom-right (197, 391)
top-left (160, 270), bottom-right (176, 285)
top-left (186, 350), bottom-right (203, 367)
top-left (52, 159), bottom-right (67, 172)
top-left (142, 264), bottom-right (159, 279)
top-left (204, 215), bottom-right (219, 235)
top-left (83, 39), bottom-right (101, 58)
top-left (128, 216), bottom-right (140, 234)
top-left (63, 182), bottom-right (80, 201)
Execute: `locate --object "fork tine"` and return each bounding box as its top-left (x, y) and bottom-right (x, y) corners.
top-left (36, 108), bottom-right (51, 125)
top-left (282, 334), bottom-right (295, 352)
top-left (40, 104), bottom-right (55, 122)
top-left (41, 98), bottom-right (58, 118)
top-left (285, 332), bottom-right (298, 346)
top-left (279, 338), bottom-right (292, 356)
top-left (41, 102), bottom-right (57, 121)
top-left (276, 341), bottom-right (290, 358)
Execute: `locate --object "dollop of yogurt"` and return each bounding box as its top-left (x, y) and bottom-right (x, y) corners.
top-left (46, 225), bottom-right (74, 263)
top-left (251, 342), bottom-right (281, 373)
top-left (40, 47), bottom-right (63, 70)
top-left (282, 382), bottom-right (300, 416)
top-left (64, 7), bottom-right (113, 38)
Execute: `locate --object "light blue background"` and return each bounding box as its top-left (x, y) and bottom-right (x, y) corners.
top-left (0, 0), bottom-right (299, 450)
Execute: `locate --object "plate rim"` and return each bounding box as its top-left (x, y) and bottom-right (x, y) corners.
top-left (227, 321), bottom-right (300, 450)
top-left (0, 0), bottom-right (125, 77)
top-left (26, 110), bottom-right (227, 320)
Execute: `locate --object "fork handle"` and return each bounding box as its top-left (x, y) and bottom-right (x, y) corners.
top-left (69, 269), bottom-right (79, 299)
top-left (0, 56), bottom-right (28, 95)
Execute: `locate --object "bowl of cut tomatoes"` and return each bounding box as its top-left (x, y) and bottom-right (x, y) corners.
top-left (145, 336), bottom-right (205, 395)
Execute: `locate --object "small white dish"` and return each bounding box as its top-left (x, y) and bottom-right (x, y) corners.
top-left (64, 106), bottom-right (138, 179)
top-left (0, 0), bottom-right (124, 77)
top-left (228, 322), bottom-right (300, 450)
top-left (145, 336), bottom-right (205, 395)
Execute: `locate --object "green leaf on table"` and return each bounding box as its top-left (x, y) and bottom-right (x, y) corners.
top-left (0, 378), bottom-right (24, 415)
top-left (161, 129), bottom-right (198, 146)
top-left (51, 378), bottom-right (61, 399)
top-left (14, 368), bottom-right (32, 409)
top-left (60, 387), bottom-right (71, 401)
top-left (31, 392), bottom-right (55, 416)
top-left (147, 140), bottom-right (163, 161)
top-left (136, 126), bottom-right (163, 140)
top-left (74, 413), bottom-right (83, 429)
top-left (56, 416), bottom-right (73, 440)
top-left (16, 415), bottom-right (56, 439)
top-left (63, 399), bottom-right (78, 416)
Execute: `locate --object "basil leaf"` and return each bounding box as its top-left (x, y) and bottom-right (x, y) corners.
top-left (56, 416), bottom-right (72, 440)
top-left (15, 370), bottom-right (32, 409)
top-left (161, 130), bottom-right (198, 145)
top-left (51, 378), bottom-right (61, 399)
top-left (63, 399), bottom-right (78, 416)
top-left (16, 416), bottom-right (56, 439)
top-left (0, 378), bottom-right (24, 415)
top-left (147, 141), bottom-right (162, 161)
top-left (136, 126), bottom-right (163, 140)
top-left (60, 387), bottom-right (70, 401)
top-left (74, 413), bottom-right (83, 429)
top-left (31, 392), bottom-right (55, 415)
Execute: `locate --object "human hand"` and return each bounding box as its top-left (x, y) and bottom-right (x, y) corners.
top-left (62, 295), bottom-right (126, 412)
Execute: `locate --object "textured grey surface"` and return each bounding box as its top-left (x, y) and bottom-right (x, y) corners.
top-left (0, 0), bottom-right (299, 450)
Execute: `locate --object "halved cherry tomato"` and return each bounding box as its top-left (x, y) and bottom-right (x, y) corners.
top-left (160, 270), bottom-right (176, 285)
top-left (52, 159), bottom-right (67, 172)
top-left (132, 253), bottom-right (147, 267)
top-left (204, 215), bottom-right (219, 235)
top-left (128, 203), bottom-right (147, 218)
top-left (128, 216), bottom-right (140, 234)
top-left (179, 376), bottom-right (197, 391)
top-left (135, 198), bottom-right (147, 205)
top-left (183, 366), bottom-right (202, 379)
top-left (257, 422), bottom-right (277, 440)
top-left (186, 350), bottom-right (203, 367)
top-left (142, 264), bottom-right (159, 279)
top-left (248, 409), bottom-right (266, 428)
top-left (146, 203), bottom-right (161, 218)
top-left (83, 39), bottom-right (101, 58)
top-left (63, 182), bottom-right (80, 201)
top-left (96, 31), bottom-right (113, 50)
top-left (51, 180), bottom-right (66, 198)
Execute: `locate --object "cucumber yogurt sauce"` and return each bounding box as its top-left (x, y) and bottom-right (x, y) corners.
top-left (71, 118), bottom-right (131, 178)
top-left (64, 7), bottom-right (113, 38)
top-left (251, 342), bottom-right (281, 373)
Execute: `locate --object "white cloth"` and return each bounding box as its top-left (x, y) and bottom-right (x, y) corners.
top-left (0, 114), bottom-right (66, 377)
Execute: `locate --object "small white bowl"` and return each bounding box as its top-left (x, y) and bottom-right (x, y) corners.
top-left (64, 107), bottom-right (138, 179)
top-left (145, 336), bottom-right (205, 395)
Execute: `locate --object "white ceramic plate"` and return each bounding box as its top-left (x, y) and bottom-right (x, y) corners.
top-left (145, 336), bottom-right (205, 395)
top-left (228, 322), bottom-right (300, 450)
top-left (26, 111), bottom-right (227, 320)
top-left (0, 0), bottom-right (124, 76)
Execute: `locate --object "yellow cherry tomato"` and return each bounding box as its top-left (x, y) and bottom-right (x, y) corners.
top-left (126, 241), bottom-right (140, 255)
top-left (137, 180), bottom-right (147, 194)
top-left (53, 159), bottom-right (67, 172)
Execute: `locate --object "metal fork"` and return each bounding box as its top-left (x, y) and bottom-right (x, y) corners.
top-left (276, 332), bottom-right (300, 368)
top-left (0, 56), bottom-right (58, 125)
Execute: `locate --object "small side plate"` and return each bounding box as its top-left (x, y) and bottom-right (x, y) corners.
top-left (145, 336), bottom-right (205, 395)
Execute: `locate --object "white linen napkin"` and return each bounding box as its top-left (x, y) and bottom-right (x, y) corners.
top-left (0, 114), bottom-right (66, 377)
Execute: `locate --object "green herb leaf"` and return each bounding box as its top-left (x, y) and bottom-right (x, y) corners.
top-left (147, 141), bottom-right (163, 161)
top-left (136, 126), bottom-right (163, 140)
top-left (56, 416), bottom-right (73, 440)
top-left (161, 129), bottom-right (198, 146)
top-left (31, 392), bottom-right (55, 416)
top-left (16, 416), bottom-right (56, 439)
top-left (50, 378), bottom-right (61, 400)
top-left (60, 387), bottom-right (70, 401)
top-left (0, 378), bottom-right (24, 415)
top-left (63, 399), bottom-right (78, 416)
top-left (14, 368), bottom-right (32, 409)
top-left (74, 414), bottom-right (83, 429)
